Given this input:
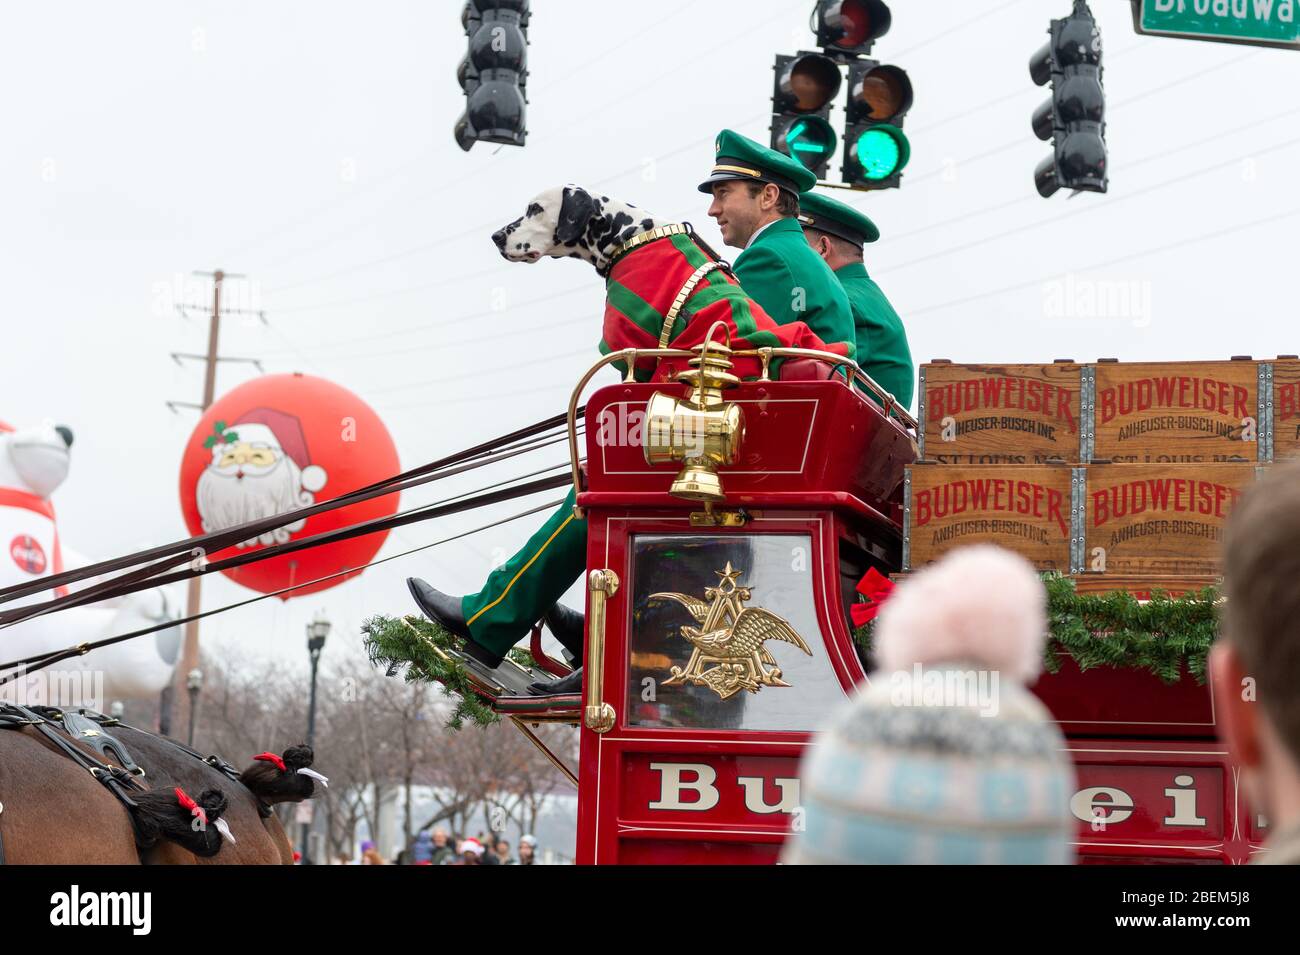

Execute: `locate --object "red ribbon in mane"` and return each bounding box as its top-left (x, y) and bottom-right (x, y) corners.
top-left (175, 787), bottom-right (208, 826)
top-left (254, 751), bottom-right (287, 772)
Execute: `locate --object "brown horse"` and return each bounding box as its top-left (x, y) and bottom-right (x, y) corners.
top-left (0, 710), bottom-right (318, 864)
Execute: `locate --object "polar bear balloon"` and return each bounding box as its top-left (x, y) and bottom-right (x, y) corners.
top-left (0, 420), bottom-right (180, 703)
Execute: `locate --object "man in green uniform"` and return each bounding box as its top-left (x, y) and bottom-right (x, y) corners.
top-left (796, 190), bottom-right (914, 410)
top-left (407, 130), bottom-right (858, 695)
top-left (699, 130), bottom-right (856, 358)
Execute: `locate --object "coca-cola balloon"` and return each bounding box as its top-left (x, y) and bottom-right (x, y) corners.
top-left (179, 373), bottom-right (400, 599)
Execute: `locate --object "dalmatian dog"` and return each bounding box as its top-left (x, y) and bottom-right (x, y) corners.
top-left (491, 185), bottom-right (669, 274)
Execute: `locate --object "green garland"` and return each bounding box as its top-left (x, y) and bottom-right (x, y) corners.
top-left (853, 573), bottom-right (1220, 685)
top-left (368, 576), bottom-right (1220, 731)
top-left (362, 614), bottom-right (502, 729)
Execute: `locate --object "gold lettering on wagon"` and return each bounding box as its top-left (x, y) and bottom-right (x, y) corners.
top-left (650, 562), bottom-right (812, 701)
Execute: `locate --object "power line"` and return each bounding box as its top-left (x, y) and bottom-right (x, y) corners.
top-left (905, 204), bottom-right (1300, 318)
top-left (258, 281), bottom-right (597, 357)
top-left (253, 2), bottom-right (1078, 304)
top-left (879, 133), bottom-right (1300, 274)
top-left (362, 346), bottom-right (592, 398)
top-left (219, 1), bottom-right (707, 268)
top-left (858, 43), bottom-right (1271, 192)
top-left (0, 498), bottom-right (568, 685)
top-left (890, 0), bottom-right (1033, 58)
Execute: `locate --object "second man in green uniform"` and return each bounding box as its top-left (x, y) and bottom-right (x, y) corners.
top-left (798, 190), bottom-right (914, 410)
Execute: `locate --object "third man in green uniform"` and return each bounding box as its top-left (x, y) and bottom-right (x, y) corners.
top-left (798, 190), bottom-right (914, 410)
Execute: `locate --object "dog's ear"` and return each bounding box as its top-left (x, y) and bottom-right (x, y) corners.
top-left (556, 186), bottom-right (596, 244)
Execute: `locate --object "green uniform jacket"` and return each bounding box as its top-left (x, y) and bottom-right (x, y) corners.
top-left (835, 262), bottom-right (914, 410)
top-left (733, 218), bottom-right (856, 360)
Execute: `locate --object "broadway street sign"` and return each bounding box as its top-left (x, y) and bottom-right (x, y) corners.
top-left (1132, 0), bottom-right (1300, 49)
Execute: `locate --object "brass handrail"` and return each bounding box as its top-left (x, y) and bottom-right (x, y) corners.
top-left (564, 347), bottom-right (919, 517)
top-left (582, 569), bottom-right (619, 734)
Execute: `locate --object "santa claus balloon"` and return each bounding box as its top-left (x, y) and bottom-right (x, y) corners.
top-left (179, 374), bottom-right (400, 598)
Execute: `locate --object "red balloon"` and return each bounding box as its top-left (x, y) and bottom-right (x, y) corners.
top-left (178, 373), bottom-right (400, 599)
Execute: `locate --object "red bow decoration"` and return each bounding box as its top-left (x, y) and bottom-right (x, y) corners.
top-left (254, 752), bottom-right (287, 772)
top-left (175, 787), bottom-right (208, 826)
top-left (850, 568), bottom-right (896, 628)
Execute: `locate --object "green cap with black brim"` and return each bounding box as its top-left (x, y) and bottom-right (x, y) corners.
top-left (796, 189), bottom-right (880, 247)
top-left (698, 128), bottom-right (818, 195)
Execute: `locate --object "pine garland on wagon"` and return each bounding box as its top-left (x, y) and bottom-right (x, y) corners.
top-left (853, 573), bottom-right (1221, 686)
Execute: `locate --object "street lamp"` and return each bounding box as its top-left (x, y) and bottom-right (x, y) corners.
top-left (186, 668), bottom-right (203, 746)
top-left (301, 609), bottom-right (330, 864)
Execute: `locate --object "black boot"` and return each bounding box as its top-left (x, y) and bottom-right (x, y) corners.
top-left (542, 603), bottom-right (585, 660)
top-left (406, 578), bottom-right (504, 670)
top-left (527, 667), bottom-right (584, 697)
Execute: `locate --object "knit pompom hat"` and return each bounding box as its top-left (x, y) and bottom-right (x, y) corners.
top-left (783, 545), bottom-right (1076, 865)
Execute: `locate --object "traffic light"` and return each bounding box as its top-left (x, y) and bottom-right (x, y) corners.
top-left (455, 0), bottom-right (529, 152)
top-left (842, 59), bottom-right (912, 189)
top-left (770, 52), bottom-right (842, 178)
top-left (1029, 0), bottom-right (1106, 197)
top-left (769, 0), bottom-right (910, 189)
top-left (814, 0), bottom-right (892, 59)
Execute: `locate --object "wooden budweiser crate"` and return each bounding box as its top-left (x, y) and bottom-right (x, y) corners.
top-left (917, 361), bottom-right (1082, 464)
top-left (1271, 357), bottom-right (1300, 462)
top-left (903, 463), bottom-right (1075, 572)
top-left (1089, 358), bottom-right (1261, 463)
top-left (1079, 462), bottom-right (1258, 577)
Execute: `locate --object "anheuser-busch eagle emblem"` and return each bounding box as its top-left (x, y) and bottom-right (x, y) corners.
top-left (650, 563), bottom-right (812, 700)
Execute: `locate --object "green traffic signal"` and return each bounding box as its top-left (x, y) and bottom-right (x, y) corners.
top-left (776, 115), bottom-right (837, 172)
top-left (853, 123), bottom-right (909, 180)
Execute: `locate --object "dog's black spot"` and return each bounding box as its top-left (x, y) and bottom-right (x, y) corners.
top-left (640, 218), bottom-right (653, 231)
top-left (526, 202), bottom-right (543, 217)
top-left (523, 242), bottom-right (530, 250)
top-left (597, 211), bottom-right (634, 248)
top-left (556, 186), bottom-right (598, 244)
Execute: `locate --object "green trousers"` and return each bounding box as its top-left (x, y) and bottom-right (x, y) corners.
top-left (460, 488), bottom-right (589, 656)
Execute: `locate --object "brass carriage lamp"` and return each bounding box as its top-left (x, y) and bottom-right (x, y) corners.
top-left (643, 324), bottom-right (745, 503)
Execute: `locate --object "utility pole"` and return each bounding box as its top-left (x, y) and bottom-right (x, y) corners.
top-left (160, 269), bottom-right (265, 736)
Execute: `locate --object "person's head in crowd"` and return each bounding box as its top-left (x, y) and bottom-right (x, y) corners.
top-left (783, 544), bottom-right (1075, 864)
top-left (432, 827), bottom-right (449, 848)
top-left (519, 834), bottom-right (537, 864)
top-left (1214, 460), bottom-right (1300, 861)
top-left (458, 838), bottom-right (484, 865)
top-left (495, 839), bottom-right (511, 862)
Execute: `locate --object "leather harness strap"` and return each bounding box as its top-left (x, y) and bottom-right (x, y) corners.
top-left (658, 260), bottom-right (728, 349)
top-left (0, 702), bottom-right (149, 855)
top-left (167, 737), bottom-right (274, 818)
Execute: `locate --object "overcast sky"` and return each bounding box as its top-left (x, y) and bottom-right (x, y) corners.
top-left (3, 0), bottom-right (1297, 679)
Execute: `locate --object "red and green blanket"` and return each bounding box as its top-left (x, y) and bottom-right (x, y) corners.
top-left (598, 232), bottom-right (851, 382)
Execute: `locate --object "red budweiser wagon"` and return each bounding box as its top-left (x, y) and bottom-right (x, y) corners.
top-left (431, 342), bottom-right (1261, 864)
